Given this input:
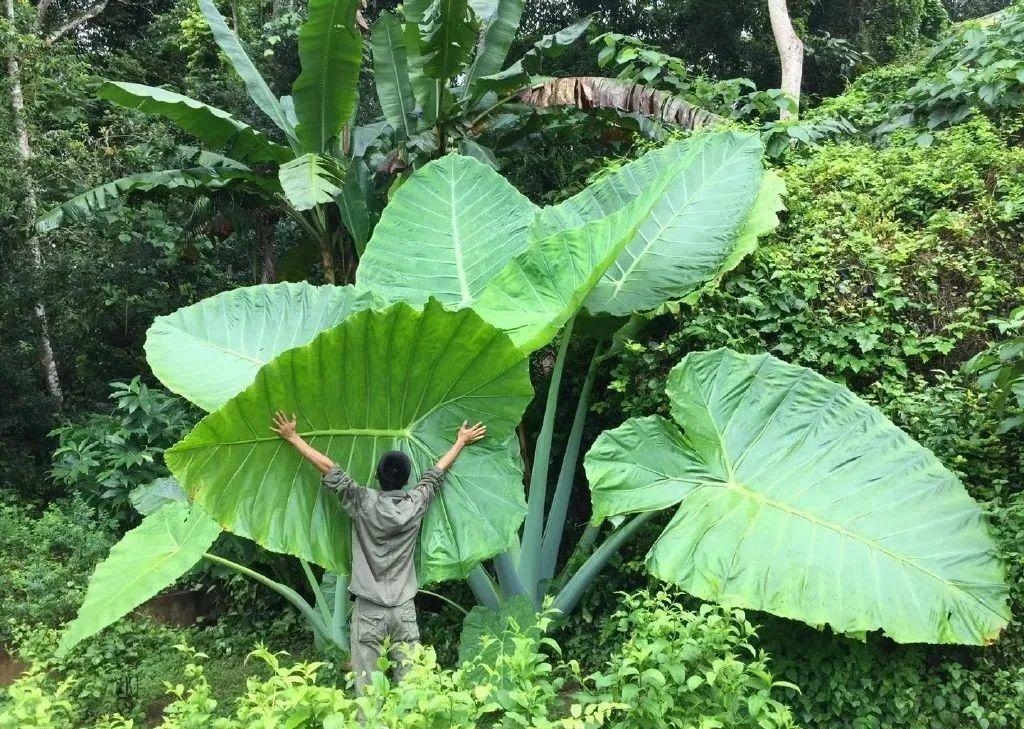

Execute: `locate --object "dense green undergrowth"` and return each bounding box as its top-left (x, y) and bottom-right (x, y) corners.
top-left (1, 591), bottom-right (799, 728)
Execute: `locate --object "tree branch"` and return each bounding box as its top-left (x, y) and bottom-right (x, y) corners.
top-left (44, 0), bottom-right (109, 44)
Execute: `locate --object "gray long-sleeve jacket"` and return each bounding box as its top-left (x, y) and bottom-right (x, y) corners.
top-left (322, 465), bottom-right (445, 607)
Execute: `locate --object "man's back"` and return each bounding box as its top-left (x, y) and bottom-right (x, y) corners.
top-left (323, 465), bottom-right (445, 606)
top-left (269, 414), bottom-right (487, 692)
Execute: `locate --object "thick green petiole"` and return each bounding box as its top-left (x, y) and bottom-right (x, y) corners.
top-left (539, 341), bottom-right (603, 584)
top-left (467, 565), bottom-right (502, 610)
top-left (550, 511), bottom-right (656, 618)
top-left (519, 317), bottom-right (575, 595)
top-left (300, 558), bottom-right (334, 627)
top-left (495, 552), bottom-right (533, 603)
top-left (203, 552), bottom-right (334, 646)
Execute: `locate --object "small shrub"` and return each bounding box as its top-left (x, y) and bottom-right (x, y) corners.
top-left (881, 2), bottom-right (1024, 136)
top-left (49, 377), bottom-right (193, 518)
top-left (575, 591), bottom-right (798, 729)
top-left (0, 666), bottom-right (78, 729)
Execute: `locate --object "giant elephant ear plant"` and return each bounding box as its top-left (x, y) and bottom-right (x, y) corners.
top-left (58, 131), bottom-right (1008, 660)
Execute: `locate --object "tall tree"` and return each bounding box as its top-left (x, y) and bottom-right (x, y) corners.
top-left (767, 0), bottom-right (804, 118)
top-left (5, 0), bottom-right (123, 405)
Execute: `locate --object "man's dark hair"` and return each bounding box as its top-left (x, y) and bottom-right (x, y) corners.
top-left (376, 450), bottom-right (412, 491)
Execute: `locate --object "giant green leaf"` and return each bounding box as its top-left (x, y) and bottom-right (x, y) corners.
top-left (199, 0), bottom-right (293, 141)
top-left (278, 153), bottom-right (345, 211)
top-left (145, 283), bottom-right (377, 412)
top-left (585, 348), bottom-right (1009, 645)
top-left (357, 139), bottom-right (726, 352)
top-left (165, 300), bottom-right (533, 583)
top-left (470, 140), bottom-right (708, 352)
top-left (57, 502), bottom-right (221, 656)
top-left (536, 132), bottom-right (771, 317)
top-left (292, 0), bottom-right (363, 153)
top-left (472, 177), bottom-right (673, 352)
top-left (98, 82), bottom-right (292, 165)
top-left (371, 12), bottom-right (417, 140)
top-left (356, 154), bottom-right (538, 307)
top-left (36, 165), bottom-right (263, 233)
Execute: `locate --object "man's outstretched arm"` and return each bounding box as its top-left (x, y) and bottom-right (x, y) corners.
top-left (271, 411), bottom-right (335, 475)
top-left (435, 421), bottom-right (487, 471)
top-left (412, 422), bottom-right (487, 508)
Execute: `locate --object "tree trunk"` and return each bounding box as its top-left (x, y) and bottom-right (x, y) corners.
top-left (257, 213), bottom-right (277, 284)
top-left (320, 244), bottom-right (336, 284)
top-left (767, 0), bottom-right (804, 120)
top-left (4, 0), bottom-right (64, 406)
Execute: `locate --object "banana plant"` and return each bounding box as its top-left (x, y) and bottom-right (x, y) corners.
top-left (365, 0), bottom-right (595, 171)
top-left (37, 0), bottom-right (374, 283)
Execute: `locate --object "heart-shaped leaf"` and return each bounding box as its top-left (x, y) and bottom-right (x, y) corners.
top-left (166, 300), bottom-right (533, 583)
top-left (585, 348), bottom-right (1009, 644)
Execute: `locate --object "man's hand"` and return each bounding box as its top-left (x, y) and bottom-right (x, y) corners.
top-left (271, 411), bottom-right (335, 474)
top-left (457, 421), bottom-right (487, 446)
top-left (436, 421), bottom-right (487, 471)
top-left (271, 411), bottom-right (299, 442)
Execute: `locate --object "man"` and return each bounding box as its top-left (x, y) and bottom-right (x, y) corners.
top-left (270, 411), bottom-right (486, 692)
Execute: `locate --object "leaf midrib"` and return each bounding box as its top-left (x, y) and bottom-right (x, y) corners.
top-left (634, 467), bottom-right (1003, 620)
top-left (173, 427), bottom-right (413, 452)
top-left (448, 159), bottom-right (473, 304)
top-left (720, 480), bottom-right (1000, 607)
top-left (167, 325), bottom-right (266, 365)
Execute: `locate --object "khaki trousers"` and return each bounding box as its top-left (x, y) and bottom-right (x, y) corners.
top-left (351, 596), bottom-right (420, 694)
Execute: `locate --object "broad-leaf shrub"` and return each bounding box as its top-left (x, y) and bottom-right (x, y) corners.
top-left (576, 591), bottom-right (798, 729)
top-left (49, 378), bottom-right (192, 517)
top-left (0, 667), bottom-right (77, 729)
top-left (963, 306), bottom-right (1024, 434)
top-left (880, 1), bottom-right (1024, 136)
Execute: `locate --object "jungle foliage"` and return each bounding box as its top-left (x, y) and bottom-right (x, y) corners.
top-left (600, 9), bottom-right (1024, 726)
top-left (4, 0), bottom-right (1024, 727)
